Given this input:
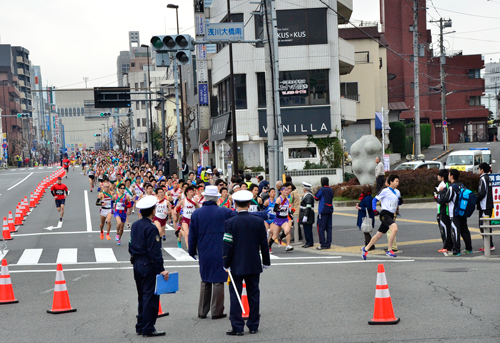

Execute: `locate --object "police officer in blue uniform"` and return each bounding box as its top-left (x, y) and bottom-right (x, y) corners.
top-left (223, 190), bottom-right (271, 336)
top-left (129, 195), bottom-right (169, 337)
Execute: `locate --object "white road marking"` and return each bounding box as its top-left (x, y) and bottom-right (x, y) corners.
top-left (163, 248), bottom-right (196, 261)
top-left (165, 224), bottom-right (175, 231)
top-left (20, 168), bottom-right (25, 170)
top-left (17, 249), bottom-right (43, 265)
top-left (56, 248), bottom-right (78, 264)
top-left (29, 168), bottom-right (34, 170)
top-left (0, 250), bottom-right (8, 260)
top-left (7, 172), bottom-right (33, 191)
top-left (8, 259), bottom-right (415, 273)
top-left (84, 190), bottom-right (92, 232)
top-left (94, 248), bottom-right (117, 263)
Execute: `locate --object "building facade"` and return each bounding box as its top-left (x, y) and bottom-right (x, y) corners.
top-left (483, 59), bottom-right (500, 119)
top-left (206, 0), bottom-right (355, 171)
top-left (381, 0), bottom-right (489, 145)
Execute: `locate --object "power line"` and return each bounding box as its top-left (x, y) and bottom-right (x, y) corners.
top-left (434, 6), bottom-right (500, 19)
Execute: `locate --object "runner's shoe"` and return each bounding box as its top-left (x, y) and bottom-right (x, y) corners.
top-left (479, 246), bottom-right (496, 252)
top-left (361, 247), bottom-right (368, 260)
top-left (115, 235), bottom-right (119, 241)
top-left (386, 250), bottom-right (397, 258)
top-left (100, 231), bottom-right (104, 240)
top-left (462, 250), bottom-right (473, 254)
top-left (106, 234), bottom-right (111, 240)
top-left (438, 249), bottom-right (448, 253)
top-left (285, 245), bottom-right (294, 252)
top-left (451, 252), bottom-right (461, 257)
top-left (177, 241), bottom-right (182, 248)
top-left (162, 235), bottom-right (166, 241)
top-left (132, 210), bottom-right (135, 214)
top-left (117, 239), bottom-right (121, 246)
top-left (269, 247), bottom-right (273, 254)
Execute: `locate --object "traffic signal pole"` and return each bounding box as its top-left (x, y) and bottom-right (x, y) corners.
top-left (174, 58), bottom-right (182, 170)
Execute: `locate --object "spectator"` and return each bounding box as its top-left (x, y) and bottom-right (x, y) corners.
top-left (196, 161), bottom-right (202, 178)
top-left (244, 174), bottom-right (252, 189)
top-left (356, 185), bottom-right (375, 250)
top-left (182, 160), bottom-right (189, 180)
top-left (314, 177), bottom-right (334, 250)
top-left (435, 169), bottom-right (453, 254)
top-left (257, 175), bottom-right (269, 195)
top-left (375, 156), bottom-right (385, 193)
top-left (299, 182), bottom-right (315, 248)
top-left (477, 162), bottom-right (495, 252)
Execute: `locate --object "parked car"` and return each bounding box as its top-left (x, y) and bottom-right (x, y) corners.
top-left (445, 150), bottom-right (482, 173)
top-left (394, 160), bottom-right (444, 171)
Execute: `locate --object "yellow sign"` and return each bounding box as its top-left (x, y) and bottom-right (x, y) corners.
top-left (2, 133), bottom-right (5, 139)
top-left (449, 165), bottom-right (466, 171)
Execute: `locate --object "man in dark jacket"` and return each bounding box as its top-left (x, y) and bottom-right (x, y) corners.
top-left (299, 182), bottom-right (315, 248)
top-left (477, 162), bottom-right (495, 251)
top-left (437, 169), bottom-right (473, 256)
top-left (223, 190), bottom-right (270, 336)
top-left (314, 177), bottom-right (334, 250)
top-left (189, 186), bottom-right (233, 319)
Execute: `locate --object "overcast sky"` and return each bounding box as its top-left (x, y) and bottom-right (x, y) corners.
top-left (1, 0), bottom-right (499, 89)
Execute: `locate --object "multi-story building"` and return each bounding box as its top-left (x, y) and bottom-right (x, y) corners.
top-left (381, 0), bottom-right (489, 145)
top-left (206, 0), bottom-right (355, 171)
top-left (0, 44), bottom-right (27, 161)
top-left (339, 26), bottom-right (389, 151)
top-left (483, 59), bottom-right (500, 119)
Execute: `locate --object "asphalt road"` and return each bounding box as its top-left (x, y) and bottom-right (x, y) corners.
top-left (1, 167), bottom-right (500, 342)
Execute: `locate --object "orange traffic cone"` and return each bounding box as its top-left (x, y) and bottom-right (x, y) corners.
top-left (241, 281), bottom-right (250, 319)
top-left (0, 259), bottom-right (18, 304)
top-left (158, 299), bottom-right (169, 318)
top-left (2, 217), bottom-right (12, 241)
top-left (8, 211), bottom-right (15, 232)
top-left (369, 264), bottom-right (400, 325)
top-left (14, 208), bottom-right (22, 226)
top-left (47, 264), bottom-right (77, 314)
top-left (29, 193), bottom-right (35, 208)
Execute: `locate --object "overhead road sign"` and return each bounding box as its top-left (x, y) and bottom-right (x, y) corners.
top-left (94, 87), bottom-right (131, 108)
top-left (206, 23), bottom-right (244, 41)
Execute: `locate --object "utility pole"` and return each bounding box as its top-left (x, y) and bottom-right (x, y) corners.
top-left (144, 72), bottom-right (152, 160)
top-left (174, 58), bottom-right (182, 169)
top-left (83, 77), bottom-right (89, 88)
top-left (160, 87), bottom-right (166, 159)
top-left (227, 0), bottom-right (238, 172)
top-left (263, 0), bottom-right (276, 186)
top-left (413, 0), bottom-right (421, 156)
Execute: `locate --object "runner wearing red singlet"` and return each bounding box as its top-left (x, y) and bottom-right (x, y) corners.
top-left (62, 157), bottom-right (70, 178)
top-left (50, 177), bottom-right (69, 222)
top-left (153, 188), bottom-right (170, 241)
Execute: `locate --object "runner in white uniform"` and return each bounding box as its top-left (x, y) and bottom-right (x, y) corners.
top-left (153, 188), bottom-right (170, 241)
top-left (98, 180), bottom-right (113, 240)
top-left (175, 186), bottom-right (199, 249)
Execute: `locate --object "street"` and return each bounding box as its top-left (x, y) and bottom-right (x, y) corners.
top-left (0, 167), bottom-right (499, 342)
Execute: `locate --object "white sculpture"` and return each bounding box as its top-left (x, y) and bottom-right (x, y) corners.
top-left (351, 135), bottom-right (382, 185)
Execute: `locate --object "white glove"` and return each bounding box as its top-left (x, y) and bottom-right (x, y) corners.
top-left (223, 267), bottom-right (230, 272)
top-left (302, 216), bottom-right (308, 223)
top-left (262, 265), bottom-right (270, 270)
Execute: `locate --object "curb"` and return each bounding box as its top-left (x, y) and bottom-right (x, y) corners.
top-left (333, 197), bottom-right (435, 208)
top-left (432, 148), bottom-right (454, 161)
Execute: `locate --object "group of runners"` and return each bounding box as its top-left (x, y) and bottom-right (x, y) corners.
top-left (55, 149), bottom-right (302, 252)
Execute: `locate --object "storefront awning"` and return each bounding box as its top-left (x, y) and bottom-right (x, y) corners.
top-left (210, 114), bottom-right (230, 142)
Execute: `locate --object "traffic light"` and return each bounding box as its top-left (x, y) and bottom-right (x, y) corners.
top-left (17, 113), bottom-right (30, 118)
top-left (150, 34), bottom-right (194, 65)
top-left (94, 133), bottom-right (101, 137)
top-left (100, 112), bottom-right (111, 117)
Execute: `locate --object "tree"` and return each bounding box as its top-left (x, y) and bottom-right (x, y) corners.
top-left (115, 121), bottom-right (131, 151)
top-left (306, 131), bottom-right (343, 168)
top-left (151, 117), bottom-right (177, 156)
top-left (183, 105), bottom-right (197, 155)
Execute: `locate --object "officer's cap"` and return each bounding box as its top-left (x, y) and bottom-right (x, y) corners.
top-left (302, 182), bottom-right (312, 190)
top-left (136, 195), bottom-right (157, 209)
top-left (232, 190), bottom-right (253, 202)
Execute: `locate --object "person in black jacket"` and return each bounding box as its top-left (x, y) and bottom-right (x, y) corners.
top-left (299, 182), bottom-right (315, 248)
top-left (436, 169), bottom-right (473, 256)
top-left (435, 169), bottom-right (453, 254)
top-left (223, 190), bottom-right (271, 336)
top-left (477, 162), bottom-right (495, 251)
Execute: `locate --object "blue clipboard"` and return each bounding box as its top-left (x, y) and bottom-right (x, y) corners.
top-left (155, 272), bottom-right (179, 295)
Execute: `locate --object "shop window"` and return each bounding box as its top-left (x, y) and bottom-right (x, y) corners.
top-left (288, 147), bottom-right (317, 159)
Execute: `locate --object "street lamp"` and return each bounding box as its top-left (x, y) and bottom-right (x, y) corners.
top-left (167, 3), bottom-right (187, 165)
top-left (141, 44), bottom-right (154, 164)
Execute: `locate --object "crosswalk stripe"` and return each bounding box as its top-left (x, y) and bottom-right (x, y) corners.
top-left (163, 248), bottom-right (194, 261)
top-left (56, 248), bottom-right (78, 264)
top-left (17, 249), bottom-right (43, 265)
top-left (94, 248), bottom-right (117, 263)
top-left (48, 167), bottom-right (53, 169)
top-left (0, 250), bottom-right (8, 261)
top-left (165, 224), bottom-right (175, 231)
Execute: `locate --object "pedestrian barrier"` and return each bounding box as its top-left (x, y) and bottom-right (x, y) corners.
top-left (158, 299), bottom-right (168, 318)
top-left (0, 259), bottom-right (18, 304)
top-left (479, 217), bottom-right (500, 257)
top-left (369, 264), bottom-right (399, 325)
top-left (2, 217), bottom-right (12, 240)
top-left (241, 281), bottom-right (249, 319)
top-left (47, 264), bottom-right (77, 314)
top-left (7, 211), bottom-right (15, 232)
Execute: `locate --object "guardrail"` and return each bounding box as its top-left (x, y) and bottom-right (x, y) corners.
top-left (479, 217), bottom-right (500, 257)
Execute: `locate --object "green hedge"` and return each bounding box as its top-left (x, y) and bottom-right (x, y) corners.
top-left (389, 121), bottom-right (406, 154)
top-left (405, 135), bottom-right (414, 156)
top-left (420, 124), bottom-right (431, 149)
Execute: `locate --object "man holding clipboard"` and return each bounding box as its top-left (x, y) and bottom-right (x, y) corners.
top-left (129, 195), bottom-right (169, 337)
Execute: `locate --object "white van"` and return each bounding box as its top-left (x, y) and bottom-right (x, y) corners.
top-left (445, 150), bottom-right (483, 173)
top-left (469, 148), bottom-right (495, 165)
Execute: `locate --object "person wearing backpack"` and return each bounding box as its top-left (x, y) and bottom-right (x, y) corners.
top-left (437, 169), bottom-right (473, 256)
top-left (477, 162), bottom-right (495, 252)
